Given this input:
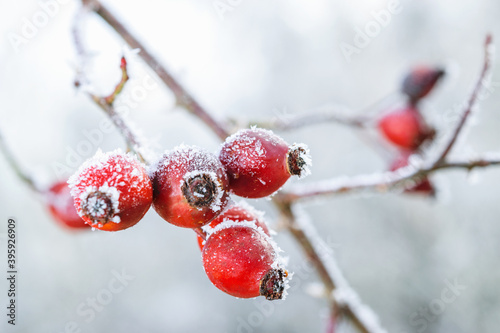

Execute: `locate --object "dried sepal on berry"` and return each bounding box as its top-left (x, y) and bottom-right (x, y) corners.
top-left (68, 149), bottom-right (153, 231)
top-left (150, 145), bottom-right (229, 228)
top-left (202, 221), bottom-right (290, 300)
top-left (219, 127), bottom-right (311, 198)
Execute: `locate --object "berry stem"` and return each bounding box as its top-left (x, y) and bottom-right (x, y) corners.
top-left (104, 56), bottom-right (129, 106)
top-left (0, 131), bottom-right (40, 193)
top-left (193, 227), bottom-right (207, 241)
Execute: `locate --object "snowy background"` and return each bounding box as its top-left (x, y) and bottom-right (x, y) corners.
top-left (1, 0), bottom-right (500, 332)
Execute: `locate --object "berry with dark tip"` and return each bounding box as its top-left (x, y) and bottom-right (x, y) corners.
top-left (151, 145), bottom-right (230, 228)
top-left (68, 150), bottom-right (153, 231)
top-left (402, 66), bottom-right (445, 104)
top-left (202, 224), bottom-right (288, 300)
top-left (219, 127), bottom-right (311, 198)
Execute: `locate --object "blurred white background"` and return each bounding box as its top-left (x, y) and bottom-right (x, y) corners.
top-left (1, 0), bottom-right (500, 332)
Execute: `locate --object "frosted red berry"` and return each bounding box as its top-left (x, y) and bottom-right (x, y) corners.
top-left (219, 128), bottom-right (311, 198)
top-left (68, 150), bottom-right (153, 231)
top-left (202, 224), bottom-right (287, 300)
top-left (390, 152), bottom-right (435, 196)
top-left (151, 145), bottom-right (230, 228)
top-left (402, 66), bottom-right (445, 104)
top-left (45, 180), bottom-right (89, 230)
top-left (197, 202), bottom-right (270, 250)
top-left (378, 107), bottom-right (434, 150)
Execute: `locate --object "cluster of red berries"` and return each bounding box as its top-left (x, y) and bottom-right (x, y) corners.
top-left (65, 127), bottom-right (311, 300)
top-left (377, 66), bottom-right (445, 195)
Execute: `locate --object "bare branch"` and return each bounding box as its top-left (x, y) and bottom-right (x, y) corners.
top-left (278, 153), bottom-right (500, 202)
top-left (0, 131), bottom-right (39, 192)
top-left (275, 203), bottom-right (387, 333)
top-left (249, 105), bottom-right (370, 131)
top-left (83, 0), bottom-right (231, 141)
top-left (433, 34), bottom-right (493, 165)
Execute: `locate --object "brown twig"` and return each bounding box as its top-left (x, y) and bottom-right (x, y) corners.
top-left (194, 227), bottom-right (207, 241)
top-left (104, 56), bottom-right (129, 105)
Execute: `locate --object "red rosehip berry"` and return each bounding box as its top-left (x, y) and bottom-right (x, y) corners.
top-left (378, 107), bottom-right (434, 150)
top-left (202, 223), bottom-right (288, 300)
top-left (390, 152), bottom-right (435, 196)
top-left (402, 66), bottom-right (445, 104)
top-left (151, 145), bottom-right (230, 228)
top-left (197, 201), bottom-right (270, 250)
top-left (45, 180), bottom-right (89, 230)
top-left (219, 127), bottom-right (311, 198)
top-left (68, 150), bottom-right (153, 231)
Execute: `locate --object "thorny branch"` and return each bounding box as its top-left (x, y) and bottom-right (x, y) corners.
top-left (75, 2), bottom-right (497, 332)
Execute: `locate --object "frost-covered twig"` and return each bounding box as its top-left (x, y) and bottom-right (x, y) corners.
top-left (85, 57), bottom-right (146, 162)
top-left (82, 0), bottom-right (231, 141)
top-left (278, 154), bottom-right (500, 202)
top-left (249, 105), bottom-right (370, 131)
top-left (433, 34), bottom-right (493, 165)
top-left (72, 10), bottom-right (146, 162)
top-left (279, 35), bottom-right (497, 203)
top-left (275, 203), bottom-right (387, 333)
top-left (0, 130), bottom-right (39, 192)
